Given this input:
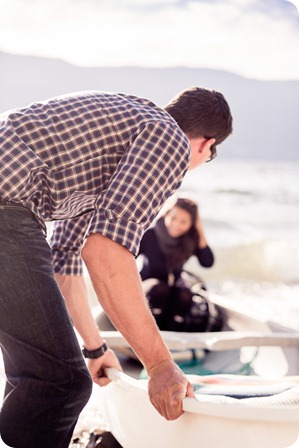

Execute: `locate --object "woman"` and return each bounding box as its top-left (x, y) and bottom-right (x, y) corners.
top-left (138, 197), bottom-right (215, 332)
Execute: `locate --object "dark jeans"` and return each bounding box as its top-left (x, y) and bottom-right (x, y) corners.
top-left (0, 201), bottom-right (92, 448)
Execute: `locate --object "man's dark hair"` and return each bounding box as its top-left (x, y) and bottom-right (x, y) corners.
top-left (165, 86), bottom-right (233, 144)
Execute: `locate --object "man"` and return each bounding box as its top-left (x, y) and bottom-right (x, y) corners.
top-left (0, 87), bottom-right (232, 447)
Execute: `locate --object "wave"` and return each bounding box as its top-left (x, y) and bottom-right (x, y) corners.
top-left (214, 188), bottom-right (255, 196)
top-left (188, 238), bottom-right (299, 284)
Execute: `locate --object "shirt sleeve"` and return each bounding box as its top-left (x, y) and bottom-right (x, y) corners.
top-left (49, 212), bottom-right (93, 275)
top-left (49, 120), bottom-right (190, 274)
top-left (87, 121), bottom-right (190, 255)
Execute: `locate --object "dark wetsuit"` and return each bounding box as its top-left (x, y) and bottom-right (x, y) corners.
top-left (138, 227), bottom-right (214, 331)
top-left (138, 227), bottom-right (214, 282)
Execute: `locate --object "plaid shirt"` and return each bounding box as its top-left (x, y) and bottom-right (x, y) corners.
top-left (0, 91), bottom-right (190, 274)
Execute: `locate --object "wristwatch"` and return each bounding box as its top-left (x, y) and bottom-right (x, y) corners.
top-left (82, 342), bottom-right (108, 359)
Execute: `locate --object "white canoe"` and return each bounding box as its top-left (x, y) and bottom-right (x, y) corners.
top-left (96, 368), bottom-right (299, 448)
top-left (97, 289), bottom-right (299, 377)
top-left (93, 291), bottom-right (299, 447)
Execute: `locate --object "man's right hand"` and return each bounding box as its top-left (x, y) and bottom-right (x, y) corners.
top-left (147, 359), bottom-right (195, 420)
top-left (87, 348), bottom-right (123, 387)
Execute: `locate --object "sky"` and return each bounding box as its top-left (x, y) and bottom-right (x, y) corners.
top-left (0, 0), bottom-right (298, 81)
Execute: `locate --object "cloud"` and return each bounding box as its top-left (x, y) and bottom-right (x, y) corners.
top-left (0, 0), bottom-right (298, 80)
top-left (284, 0), bottom-right (299, 13)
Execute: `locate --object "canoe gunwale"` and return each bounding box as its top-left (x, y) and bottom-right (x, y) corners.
top-left (104, 368), bottom-right (299, 423)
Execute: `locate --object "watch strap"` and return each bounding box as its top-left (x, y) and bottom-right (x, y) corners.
top-left (82, 342), bottom-right (108, 359)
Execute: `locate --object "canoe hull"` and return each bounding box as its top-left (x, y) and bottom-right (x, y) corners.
top-left (96, 371), bottom-right (299, 448)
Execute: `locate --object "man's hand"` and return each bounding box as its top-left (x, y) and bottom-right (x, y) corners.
top-left (87, 348), bottom-right (123, 387)
top-left (147, 359), bottom-right (195, 420)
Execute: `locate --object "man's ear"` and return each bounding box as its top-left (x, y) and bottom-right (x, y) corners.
top-left (187, 137), bottom-right (203, 170)
top-left (197, 138), bottom-right (206, 153)
top-left (189, 137), bottom-right (216, 154)
top-left (190, 137), bottom-right (206, 154)
top-left (201, 138), bottom-right (216, 153)
top-left (187, 136), bottom-right (215, 170)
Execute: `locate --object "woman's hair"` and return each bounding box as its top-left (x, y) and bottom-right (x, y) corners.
top-left (164, 197), bottom-right (199, 268)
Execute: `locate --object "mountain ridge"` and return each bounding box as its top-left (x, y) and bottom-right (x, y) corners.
top-left (1, 51), bottom-right (298, 160)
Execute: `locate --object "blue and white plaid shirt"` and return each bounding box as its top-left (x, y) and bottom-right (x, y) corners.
top-left (0, 91), bottom-right (190, 274)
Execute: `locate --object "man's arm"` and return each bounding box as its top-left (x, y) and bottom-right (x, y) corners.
top-left (55, 273), bottom-right (122, 386)
top-left (54, 274), bottom-right (102, 348)
top-left (81, 232), bottom-right (195, 420)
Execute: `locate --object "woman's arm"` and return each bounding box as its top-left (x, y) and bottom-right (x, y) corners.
top-left (196, 211), bottom-right (209, 248)
top-left (195, 211), bottom-right (214, 267)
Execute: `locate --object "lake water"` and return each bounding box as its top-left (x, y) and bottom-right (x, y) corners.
top-left (179, 158), bottom-right (299, 331)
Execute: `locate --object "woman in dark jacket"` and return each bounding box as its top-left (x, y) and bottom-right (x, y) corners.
top-left (138, 197), bottom-right (214, 331)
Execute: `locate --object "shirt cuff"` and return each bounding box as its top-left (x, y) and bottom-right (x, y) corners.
top-left (52, 249), bottom-right (84, 275)
top-left (87, 208), bottom-right (144, 256)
